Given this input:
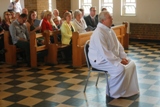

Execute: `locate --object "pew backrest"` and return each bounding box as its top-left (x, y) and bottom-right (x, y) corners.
top-left (72, 31), bottom-right (93, 67)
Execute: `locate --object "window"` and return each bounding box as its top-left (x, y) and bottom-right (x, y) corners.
top-left (101, 0), bottom-right (113, 14)
top-left (48, 0), bottom-right (52, 11)
top-left (121, 0), bottom-right (136, 16)
top-left (81, 0), bottom-right (92, 14)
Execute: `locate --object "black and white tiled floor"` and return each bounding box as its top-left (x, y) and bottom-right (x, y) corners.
top-left (0, 41), bottom-right (160, 107)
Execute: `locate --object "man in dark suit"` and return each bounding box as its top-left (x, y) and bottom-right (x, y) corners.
top-left (84, 6), bottom-right (98, 30)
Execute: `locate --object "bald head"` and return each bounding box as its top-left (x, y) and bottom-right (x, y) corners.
top-left (22, 8), bottom-right (28, 15)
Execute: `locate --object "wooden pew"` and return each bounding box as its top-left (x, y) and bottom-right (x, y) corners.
top-left (122, 22), bottom-right (129, 49)
top-left (4, 31), bottom-right (51, 67)
top-left (112, 22), bottom-right (128, 49)
top-left (30, 32), bottom-right (50, 67)
top-left (72, 23), bottom-right (128, 67)
top-left (4, 31), bottom-right (23, 65)
top-left (45, 30), bottom-right (70, 64)
top-left (72, 31), bottom-right (93, 67)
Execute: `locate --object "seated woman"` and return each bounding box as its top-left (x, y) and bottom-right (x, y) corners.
top-left (26, 10), bottom-right (42, 45)
top-left (1, 11), bottom-right (11, 31)
top-left (60, 11), bottom-right (75, 45)
top-left (26, 10), bottom-right (41, 33)
top-left (41, 10), bottom-right (57, 32)
top-left (72, 10), bottom-right (87, 33)
top-left (60, 11), bottom-right (75, 61)
top-left (41, 10), bottom-right (58, 43)
top-left (10, 11), bottom-right (16, 22)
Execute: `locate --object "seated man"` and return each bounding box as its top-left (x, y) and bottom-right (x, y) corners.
top-left (22, 8), bottom-right (28, 15)
top-left (84, 6), bottom-right (98, 30)
top-left (9, 13), bottom-right (30, 65)
top-left (88, 11), bottom-right (139, 98)
top-left (53, 9), bottom-right (62, 24)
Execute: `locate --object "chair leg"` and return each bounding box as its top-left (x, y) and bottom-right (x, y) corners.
top-left (84, 71), bottom-right (91, 92)
top-left (105, 72), bottom-right (110, 96)
top-left (95, 72), bottom-right (100, 86)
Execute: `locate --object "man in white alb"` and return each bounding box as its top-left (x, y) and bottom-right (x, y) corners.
top-left (88, 11), bottom-right (139, 98)
top-left (8, 0), bottom-right (22, 13)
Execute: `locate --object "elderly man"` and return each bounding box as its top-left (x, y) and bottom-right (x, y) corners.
top-left (9, 14), bottom-right (30, 65)
top-left (8, 0), bottom-right (22, 13)
top-left (84, 6), bottom-right (98, 30)
top-left (22, 8), bottom-right (28, 15)
top-left (88, 11), bottom-right (139, 98)
top-left (53, 9), bottom-right (61, 21)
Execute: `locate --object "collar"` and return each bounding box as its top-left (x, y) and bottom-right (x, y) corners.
top-left (15, 19), bottom-right (24, 26)
top-left (15, 19), bottom-right (20, 25)
top-left (90, 15), bottom-right (95, 19)
top-left (97, 22), bottom-right (111, 31)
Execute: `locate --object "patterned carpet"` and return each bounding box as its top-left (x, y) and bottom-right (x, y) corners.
top-left (0, 41), bottom-right (160, 107)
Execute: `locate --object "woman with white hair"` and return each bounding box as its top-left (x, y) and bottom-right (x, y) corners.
top-left (72, 10), bottom-right (87, 33)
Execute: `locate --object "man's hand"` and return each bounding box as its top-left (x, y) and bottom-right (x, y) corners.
top-left (121, 58), bottom-right (129, 65)
top-left (19, 38), bottom-right (27, 41)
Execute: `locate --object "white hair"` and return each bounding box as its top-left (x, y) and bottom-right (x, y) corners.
top-left (74, 10), bottom-right (82, 18)
top-left (98, 11), bottom-right (110, 22)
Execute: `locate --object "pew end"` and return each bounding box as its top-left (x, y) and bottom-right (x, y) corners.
top-left (72, 31), bottom-right (93, 67)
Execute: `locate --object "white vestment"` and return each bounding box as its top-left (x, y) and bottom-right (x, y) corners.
top-left (88, 23), bottom-right (139, 98)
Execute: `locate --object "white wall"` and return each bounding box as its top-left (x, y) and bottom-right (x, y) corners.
top-left (1, 0), bottom-right (160, 24)
top-left (71, 0), bottom-right (79, 11)
top-left (0, 0), bottom-right (10, 17)
top-left (71, 0), bottom-right (160, 25)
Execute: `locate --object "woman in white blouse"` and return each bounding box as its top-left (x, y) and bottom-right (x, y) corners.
top-left (72, 10), bottom-right (87, 33)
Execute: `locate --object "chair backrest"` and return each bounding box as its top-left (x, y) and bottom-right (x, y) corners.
top-left (84, 40), bottom-right (91, 69)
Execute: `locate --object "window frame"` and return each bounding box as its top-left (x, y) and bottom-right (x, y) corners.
top-left (121, 0), bottom-right (136, 16)
top-left (80, 0), bottom-right (92, 15)
top-left (101, 0), bottom-right (113, 14)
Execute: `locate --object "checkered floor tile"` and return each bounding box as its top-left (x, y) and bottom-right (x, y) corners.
top-left (0, 41), bottom-right (160, 107)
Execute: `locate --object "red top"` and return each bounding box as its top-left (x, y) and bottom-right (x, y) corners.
top-left (41, 18), bottom-right (53, 32)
